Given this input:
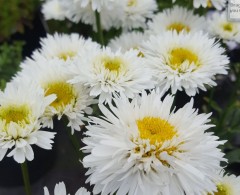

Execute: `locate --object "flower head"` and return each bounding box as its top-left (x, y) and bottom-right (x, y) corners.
top-left (142, 31), bottom-right (229, 96)
top-left (148, 6), bottom-right (206, 35)
top-left (69, 48), bottom-right (155, 103)
top-left (0, 80), bottom-right (56, 163)
top-left (83, 90), bottom-right (226, 195)
top-left (17, 58), bottom-right (96, 133)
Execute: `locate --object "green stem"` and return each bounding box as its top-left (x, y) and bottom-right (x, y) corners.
top-left (21, 162), bottom-right (32, 195)
top-left (95, 11), bottom-right (104, 45)
top-left (66, 127), bottom-right (84, 161)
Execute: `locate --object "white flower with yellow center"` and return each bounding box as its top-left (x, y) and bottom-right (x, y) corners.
top-left (208, 11), bottom-right (240, 50)
top-left (0, 81), bottom-right (56, 163)
top-left (69, 48), bottom-right (155, 103)
top-left (141, 31), bottom-right (229, 96)
top-left (73, 0), bottom-right (116, 11)
top-left (17, 58), bottom-right (96, 133)
top-left (206, 172), bottom-right (240, 195)
top-left (44, 181), bottom-right (91, 195)
top-left (147, 6), bottom-right (206, 35)
top-left (82, 90), bottom-right (226, 195)
top-left (193, 0), bottom-right (226, 10)
top-left (121, 0), bottom-right (157, 30)
top-left (108, 31), bottom-right (146, 57)
top-left (42, 0), bottom-right (67, 21)
top-left (28, 33), bottom-right (100, 63)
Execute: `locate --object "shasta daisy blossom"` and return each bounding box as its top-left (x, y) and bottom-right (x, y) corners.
top-left (193, 0), bottom-right (226, 10)
top-left (121, 0), bottom-right (158, 31)
top-left (108, 31), bottom-right (147, 55)
top-left (147, 6), bottom-right (206, 35)
top-left (82, 90), bottom-right (226, 195)
top-left (17, 58), bottom-right (96, 134)
top-left (206, 172), bottom-right (240, 195)
top-left (0, 80), bottom-right (56, 163)
top-left (44, 182), bottom-right (91, 195)
top-left (28, 33), bottom-right (100, 63)
top-left (141, 31), bottom-right (229, 96)
top-left (207, 11), bottom-right (240, 50)
top-left (73, 0), bottom-right (117, 11)
top-left (68, 48), bottom-right (155, 103)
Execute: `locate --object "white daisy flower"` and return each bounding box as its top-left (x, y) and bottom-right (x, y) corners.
top-left (207, 172), bottom-right (240, 195)
top-left (0, 80), bottom-right (56, 163)
top-left (28, 33), bottom-right (100, 63)
top-left (69, 48), bottom-right (155, 103)
top-left (108, 31), bottom-right (147, 56)
top-left (65, 2), bottom-right (124, 31)
top-left (44, 181), bottom-right (91, 195)
top-left (121, 0), bottom-right (157, 31)
top-left (193, 0), bottom-right (226, 10)
top-left (207, 11), bottom-right (240, 50)
top-left (17, 58), bottom-right (96, 134)
top-left (147, 6), bottom-right (206, 35)
top-left (41, 0), bottom-right (67, 21)
top-left (141, 31), bottom-right (229, 96)
top-left (83, 90), bottom-right (226, 195)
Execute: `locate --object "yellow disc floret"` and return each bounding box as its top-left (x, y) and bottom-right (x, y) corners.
top-left (167, 23), bottom-right (190, 33)
top-left (0, 105), bottom-right (30, 125)
top-left (45, 81), bottom-right (76, 111)
top-left (222, 23), bottom-right (233, 32)
top-left (209, 183), bottom-right (232, 195)
top-left (137, 117), bottom-right (177, 145)
top-left (128, 0), bottom-right (137, 7)
top-left (169, 47), bottom-right (200, 72)
top-left (102, 56), bottom-right (123, 72)
top-left (58, 51), bottom-right (76, 61)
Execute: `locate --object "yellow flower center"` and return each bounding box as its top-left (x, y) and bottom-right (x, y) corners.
top-left (44, 81), bottom-right (76, 111)
top-left (128, 0), bottom-right (137, 7)
top-left (58, 51), bottom-right (76, 61)
top-left (209, 183), bottom-right (232, 195)
top-left (0, 105), bottom-right (30, 125)
top-left (169, 47), bottom-right (200, 71)
top-left (137, 117), bottom-right (177, 145)
top-left (167, 23), bottom-right (190, 33)
top-left (207, 0), bottom-right (212, 8)
top-left (222, 23), bottom-right (233, 32)
top-left (102, 57), bottom-right (122, 72)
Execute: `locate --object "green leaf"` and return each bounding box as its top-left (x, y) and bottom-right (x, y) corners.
top-left (225, 149), bottom-right (240, 164)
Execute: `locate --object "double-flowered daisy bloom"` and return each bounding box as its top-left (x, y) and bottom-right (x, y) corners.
top-left (28, 33), bottom-right (100, 63)
top-left (121, 0), bottom-right (158, 31)
top-left (17, 58), bottom-right (96, 134)
top-left (148, 6), bottom-right (206, 35)
top-left (206, 172), bottom-right (240, 195)
top-left (0, 80), bottom-right (56, 163)
top-left (141, 31), bottom-right (229, 96)
top-left (69, 48), bottom-right (155, 103)
top-left (44, 182), bottom-right (91, 195)
top-left (108, 31), bottom-right (147, 55)
top-left (82, 90), bottom-right (226, 195)
top-left (207, 11), bottom-right (240, 50)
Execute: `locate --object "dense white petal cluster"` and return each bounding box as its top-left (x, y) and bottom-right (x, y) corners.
top-left (193, 0), bottom-right (226, 10)
top-left (83, 90), bottom-right (226, 195)
top-left (141, 31), bottom-right (229, 96)
top-left (0, 80), bottom-right (56, 163)
top-left (44, 181), bottom-right (91, 195)
top-left (17, 58), bottom-right (96, 134)
top-left (41, 0), bottom-right (157, 31)
top-left (69, 48), bottom-right (155, 103)
top-left (108, 31), bottom-right (147, 53)
top-left (207, 11), bottom-right (240, 50)
top-left (27, 33), bottom-right (100, 63)
top-left (148, 6), bottom-right (206, 35)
